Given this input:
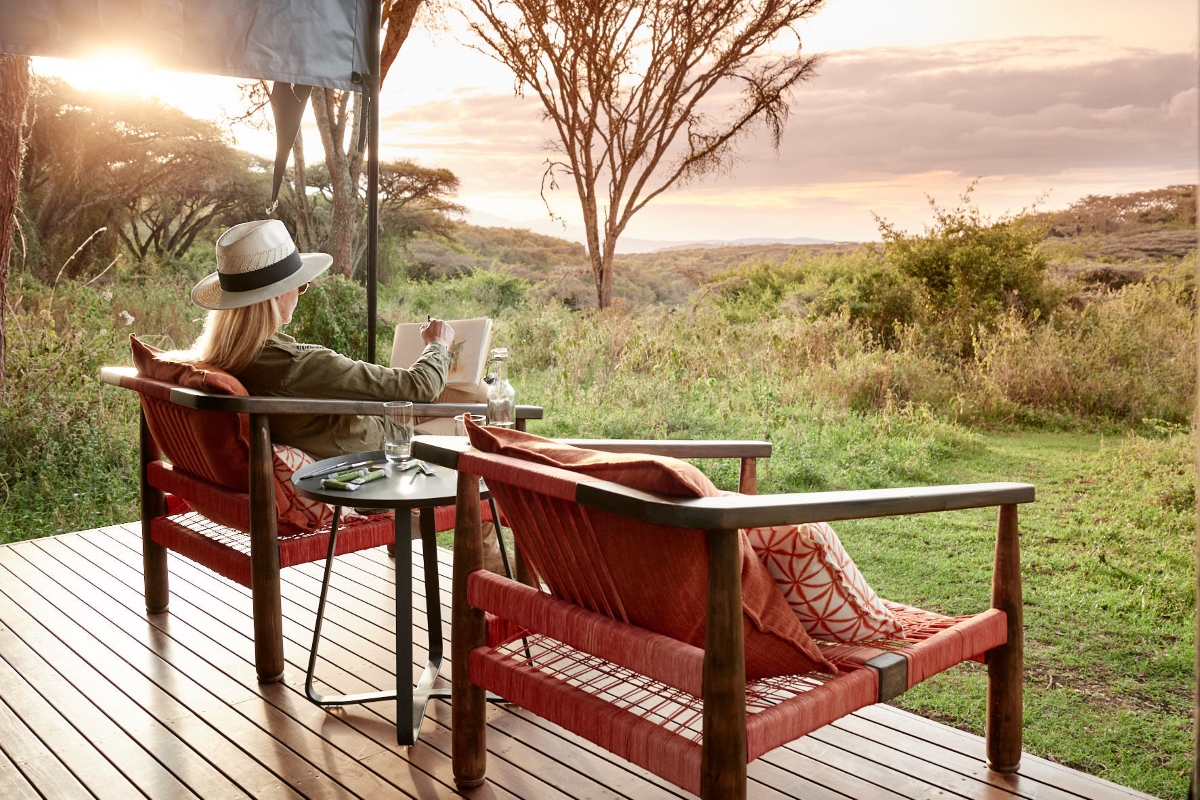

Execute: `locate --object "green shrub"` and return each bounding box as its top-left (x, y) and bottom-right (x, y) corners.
top-left (877, 186), bottom-right (1059, 358)
top-left (0, 280), bottom-right (141, 543)
top-left (398, 270), bottom-right (528, 320)
top-left (808, 266), bottom-right (923, 348)
top-left (972, 281), bottom-right (1195, 424)
top-left (288, 273), bottom-right (385, 362)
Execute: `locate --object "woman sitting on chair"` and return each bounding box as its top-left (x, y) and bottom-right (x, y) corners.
top-left (172, 218), bottom-right (456, 460)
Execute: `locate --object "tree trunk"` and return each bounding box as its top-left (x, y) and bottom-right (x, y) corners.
top-left (0, 54), bottom-right (31, 392)
top-left (312, 88), bottom-right (365, 279)
top-left (288, 136), bottom-right (319, 253)
top-left (598, 237), bottom-right (616, 310)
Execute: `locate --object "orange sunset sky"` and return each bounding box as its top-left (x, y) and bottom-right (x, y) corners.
top-left (34, 0), bottom-right (1199, 248)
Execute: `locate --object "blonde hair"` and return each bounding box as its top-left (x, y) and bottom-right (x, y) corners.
top-left (165, 297), bottom-right (282, 373)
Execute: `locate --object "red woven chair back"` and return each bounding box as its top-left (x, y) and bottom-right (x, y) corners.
top-left (137, 384), bottom-right (251, 492)
top-left (489, 482), bottom-right (630, 621)
top-left (457, 450), bottom-right (721, 639)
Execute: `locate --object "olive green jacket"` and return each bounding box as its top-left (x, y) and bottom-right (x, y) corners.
top-left (235, 333), bottom-right (451, 459)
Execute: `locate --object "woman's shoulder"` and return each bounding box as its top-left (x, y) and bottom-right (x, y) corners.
top-left (264, 333), bottom-right (329, 356)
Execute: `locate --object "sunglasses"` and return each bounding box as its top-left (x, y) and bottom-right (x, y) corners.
top-left (298, 282), bottom-right (312, 295)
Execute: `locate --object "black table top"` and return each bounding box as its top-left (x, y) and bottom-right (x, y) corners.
top-left (291, 449), bottom-right (486, 509)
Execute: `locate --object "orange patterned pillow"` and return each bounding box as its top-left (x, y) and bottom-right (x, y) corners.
top-left (745, 522), bottom-right (902, 643)
top-left (272, 445), bottom-right (364, 533)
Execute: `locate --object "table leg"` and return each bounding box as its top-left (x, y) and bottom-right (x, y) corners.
top-left (307, 507), bottom-right (395, 706)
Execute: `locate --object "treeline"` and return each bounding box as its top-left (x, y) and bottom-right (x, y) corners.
top-left (12, 79), bottom-right (462, 285)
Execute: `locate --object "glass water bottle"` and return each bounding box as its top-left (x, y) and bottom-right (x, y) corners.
top-left (486, 347), bottom-right (516, 428)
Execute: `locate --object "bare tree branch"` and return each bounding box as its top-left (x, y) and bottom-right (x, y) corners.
top-left (464, 0), bottom-right (824, 307)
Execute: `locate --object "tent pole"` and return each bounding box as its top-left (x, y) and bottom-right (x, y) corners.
top-left (366, 0), bottom-right (382, 364)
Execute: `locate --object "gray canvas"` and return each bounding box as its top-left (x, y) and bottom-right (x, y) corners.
top-left (0, 0), bottom-right (372, 90)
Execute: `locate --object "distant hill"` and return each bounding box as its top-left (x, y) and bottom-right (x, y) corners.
top-left (465, 209), bottom-right (841, 253)
top-left (398, 186), bottom-right (1195, 309)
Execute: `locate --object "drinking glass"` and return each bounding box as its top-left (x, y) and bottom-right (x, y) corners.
top-left (453, 413), bottom-right (486, 437)
top-left (383, 401), bottom-right (414, 464)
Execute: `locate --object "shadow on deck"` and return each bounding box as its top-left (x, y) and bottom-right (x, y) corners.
top-left (0, 523), bottom-right (1160, 799)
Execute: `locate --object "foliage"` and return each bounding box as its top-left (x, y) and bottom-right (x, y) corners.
top-left (396, 270), bottom-right (529, 321)
top-left (452, 224), bottom-right (588, 271)
top-left (462, 0), bottom-right (825, 308)
top-left (287, 273), bottom-right (381, 363)
top-left (873, 187), bottom-right (1058, 358)
top-left (20, 78), bottom-right (266, 276)
top-left (969, 280), bottom-right (1196, 426)
top-left (1042, 184), bottom-right (1196, 236)
top-left (0, 279), bottom-right (143, 541)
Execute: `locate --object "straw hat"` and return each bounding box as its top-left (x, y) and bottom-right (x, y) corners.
top-left (191, 220), bottom-right (333, 310)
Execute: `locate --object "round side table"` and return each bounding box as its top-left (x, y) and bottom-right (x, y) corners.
top-left (292, 450), bottom-right (492, 746)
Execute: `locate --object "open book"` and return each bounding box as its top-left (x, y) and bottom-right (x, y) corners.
top-left (390, 317), bottom-right (493, 388)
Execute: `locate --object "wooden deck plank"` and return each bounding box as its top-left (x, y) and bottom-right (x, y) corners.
top-left (0, 573), bottom-right (199, 796)
top-left (0, 673), bottom-right (93, 800)
top-left (851, 705), bottom-right (1162, 800)
top-left (823, 713), bottom-right (1082, 800)
top-left (82, 526), bottom-right (579, 800)
top-left (0, 744), bottom-right (48, 800)
top-left (86, 526), bottom-right (580, 800)
top-left (0, 543), bottom-right (354, 800)
top-left (0, 525), bottom-right (1163, 800)
top-left (0, 613), bottom-right (249, 800)
top-left (108, 527), bottom-right (688, 800)
top-left (90, 523), bottom-right (683, 800)
top-left (58, 530), bottom-right (482, 800)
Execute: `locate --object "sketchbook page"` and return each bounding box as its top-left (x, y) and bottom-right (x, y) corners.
top-left (390, 317), bottom-right (493, 387)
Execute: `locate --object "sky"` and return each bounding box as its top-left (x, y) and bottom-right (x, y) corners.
top-left (33, 0), bottom-right (1200, 247)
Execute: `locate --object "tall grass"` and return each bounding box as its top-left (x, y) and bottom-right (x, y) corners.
top-left (3, 261), bottom-right (1192, 544)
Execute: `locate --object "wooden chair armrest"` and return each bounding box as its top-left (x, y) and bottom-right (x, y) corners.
top-left (100, 366), bottom-right (545, 420)
top-left (577, 481), bottom-right (1035, 529)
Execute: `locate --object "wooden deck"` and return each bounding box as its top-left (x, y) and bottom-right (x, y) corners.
top-left (0, 523), bottom-right (1160, 800)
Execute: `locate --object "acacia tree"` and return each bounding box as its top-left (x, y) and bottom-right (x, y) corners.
top-left (307, 0), bottom-right (426, 277)
top-left (464, 0), bottom-right (825, 308)
top-left (0, 53), bottom-right (30, 390)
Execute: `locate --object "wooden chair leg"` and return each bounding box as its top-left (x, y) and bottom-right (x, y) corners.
top-left (139, 411), bottom-right (169, 614)
top-left (452, 471), bottom-right (487, 787)
top-left (249, 414), bottom-right (285, 684)
top-left (701, 528), bottom-right (747, 800)
top-left (738, 457), bottom-right (757, 495)
top-left (986, 503), bottom-right (1023, 772)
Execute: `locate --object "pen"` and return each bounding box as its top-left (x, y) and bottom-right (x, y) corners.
top-left (307, 457), bottom-right (380, 479)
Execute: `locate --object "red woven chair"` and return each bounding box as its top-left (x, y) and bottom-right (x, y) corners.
top-left (414, 435), bottom-right (1030, 800)
top-left (101, 351), bottom-right (542, 683)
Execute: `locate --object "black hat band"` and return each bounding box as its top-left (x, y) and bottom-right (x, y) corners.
top-left (218, 249), bottom-right (303, 293)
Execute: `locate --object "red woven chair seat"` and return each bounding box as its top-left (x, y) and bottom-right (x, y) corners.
top-left (467, 569), bottom-right (1006, 795)
top-left (150, 510), bottom-right (395, 586)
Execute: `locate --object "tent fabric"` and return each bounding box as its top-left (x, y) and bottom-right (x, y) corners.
top-left (0, 0), bottom-right (372, 90)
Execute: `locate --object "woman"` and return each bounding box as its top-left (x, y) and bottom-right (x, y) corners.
top-left (178, 218), bottom-right (455, 459)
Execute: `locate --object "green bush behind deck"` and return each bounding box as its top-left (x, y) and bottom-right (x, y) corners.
top-left (1, 201), bottom-right (1196, 799)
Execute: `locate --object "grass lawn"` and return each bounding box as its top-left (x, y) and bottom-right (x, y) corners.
top-left (845, 431), bottom-right (1194, 800)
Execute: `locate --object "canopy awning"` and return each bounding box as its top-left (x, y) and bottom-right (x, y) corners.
top-left (0, 0), bottom-right (372, 90)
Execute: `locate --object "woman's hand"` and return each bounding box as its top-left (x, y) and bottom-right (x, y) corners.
top-left (421, 318), bottom-right (455, 348)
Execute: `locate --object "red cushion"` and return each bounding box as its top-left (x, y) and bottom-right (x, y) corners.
top-left (130, 335), bottom-right (321, 537)
top-left (465, 422), bottom-right (835, 678)
top-left (466, 422), bottom-right (718, 497)
top-left (130, 335), bottom-right (250, 493)
top-left (129, 335), bottom-right (249, 396)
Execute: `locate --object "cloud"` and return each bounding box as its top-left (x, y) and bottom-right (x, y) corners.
top-left (378, 37), bottom-right (1197, 240)
top-left (739, 40), bottom-right (1197, 183)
